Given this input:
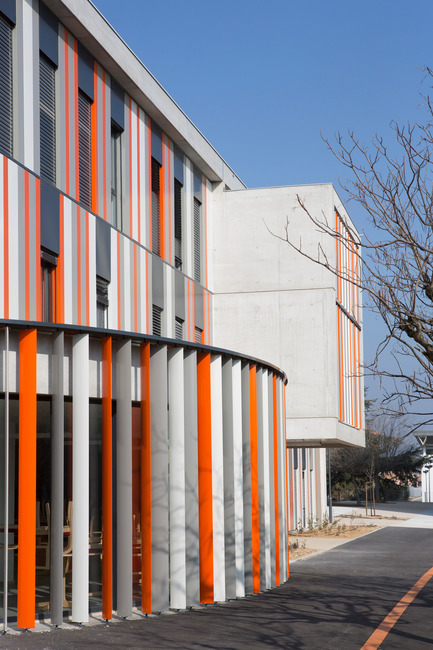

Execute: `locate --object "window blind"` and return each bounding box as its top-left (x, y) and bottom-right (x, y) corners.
top-left (40, 54), bottom-right (56, 183)
top-left (78, 90), bottom-right (92, 209)
top-left (0, 13), bottom-right (13, 157)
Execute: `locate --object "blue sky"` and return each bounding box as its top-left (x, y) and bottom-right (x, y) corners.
top-left (93, 0), bottom-right (433, 411)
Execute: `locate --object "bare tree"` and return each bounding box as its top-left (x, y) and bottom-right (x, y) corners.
top-left (282, 72), bottom-right (433, 427)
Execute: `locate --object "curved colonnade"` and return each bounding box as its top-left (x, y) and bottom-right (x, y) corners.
top-left (0, 323), bottom-right (288, 628)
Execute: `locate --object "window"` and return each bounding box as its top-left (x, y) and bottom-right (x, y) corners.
top-left (152, 304), bottom-right (162, 336)
top-left (0, 12), bottom-right (13, 157)
top-left (40, 53), bottom-right (56, 183)
top-left (96, 276), bottom-right (109, 328)
top-left (151, 157), bottom-right (161, 256)
top-left (41, 249), bottom-right (57, 321)
top-left (110, 124), bottom-right (122, 228)
top-left (175, 317), bottom-right (184, 341)
top-left (194, 326), bottom-right (203, 344)
top-left (174, 178), bottom-right (182, 270)
top-left (193, 197), bottom-right (201, 283)
top-left (78, 90), bottom-right (92, 209)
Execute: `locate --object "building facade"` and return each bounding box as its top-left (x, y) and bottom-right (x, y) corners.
top-left (0, 0), bottom-right (363, 630)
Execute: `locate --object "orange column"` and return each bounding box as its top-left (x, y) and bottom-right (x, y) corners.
top-left (272, 375), bottom-right (280, 585)
top-left (141, 342), bottom-right (152, 613)
top-left (17, 329), bottom-right (37, 629)
top-left (102, 337), bottom-right (112, 620)
top-left (197, 352), bottom-right (214, 603)
top-left (249, 365), bottom-right (260, 593)
top-left (284, 384), bottom-right (289, 577)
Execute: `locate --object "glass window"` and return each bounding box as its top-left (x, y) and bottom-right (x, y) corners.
top-left (96, 276), bottom-right (109, 329)
top-left (41, 249), bottom-right (57, 322)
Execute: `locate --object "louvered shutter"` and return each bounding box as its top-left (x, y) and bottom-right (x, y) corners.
top-left (174, 178), bottom-right (182, 269)
top-left (40, 54), bottom-right (56, 183)
top-left (0, 14), bottom-right (13, 157)
top-left (193, 197), bottom-right (201, 283)
top-left (194, 326), bottom-right (202, 344)
top-left (152, 157), bottom-right (161, 256)
top-left (152, 304), bottom-right (162, 336)
top-left (175, 317), bottom-right (183, 340)
top-left (78, 90), bottom-right (92, 209)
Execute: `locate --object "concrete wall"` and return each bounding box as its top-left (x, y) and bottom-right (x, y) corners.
top-left (211, 183), bottom-right (364, 448)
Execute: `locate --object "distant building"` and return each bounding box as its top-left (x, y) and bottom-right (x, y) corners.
top-left (415, 433), bottom-right (433, 502)
top-left (0, 0), bottom-right (364, 629)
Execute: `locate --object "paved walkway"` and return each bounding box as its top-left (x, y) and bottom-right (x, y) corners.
top-left (2, 501), bottom-right (433, 648)
top-left (292, 500), bottom-right (433, 555)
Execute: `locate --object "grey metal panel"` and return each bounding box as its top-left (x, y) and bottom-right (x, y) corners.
top-left (241, 362), bottom-right (253, 594)
top-left (116, 339), bottom-right (132, 617)
top-left (39, 1), bottom-right (58, 66)
top-left (152, 255), bottom-right (164, 309)
top-left (28, 178), bottom-right (36, 318)
top-left (151, 121), bottom-right (162, 165)
top-left (96, 217), bottom-right (111, 281)
top-left (110, 78), bottom-right (124, 130)
top-left (184, 350), bottom-right (200, 606)
top-left (150, 344), bottom-right (169, 612)
top-left (40, 180), bottom-right (59, 254)
top-left (194, 283), bottom-right (203, 327)
top-left (174, 270), bottom-right (185, 320)
top-left (50, 331), bottom-right (64, 626)
top-left (78, 42), bottom-right (94, 101)
top-left (222, 358), bottom-right (236, 599)
top-left (1, 0), bottom-right (15, 24)
top-left (173, 145), bottom-right (184, 184)
top-left (193, 166), bottom-right (202, 202)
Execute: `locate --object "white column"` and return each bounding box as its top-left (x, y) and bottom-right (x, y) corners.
top-left (150, 344), bottom-right (169, 612)
top-left (232, 360), bottom-right (245, 597)
top-left (72, 333), bottom-right (89, 623)
top-left (184, 350), bottom-right (200, 606)
top-left (168, 347), bottom-right (186, 610)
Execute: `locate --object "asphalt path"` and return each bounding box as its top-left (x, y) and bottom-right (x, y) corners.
top-left (2, 526), bottom-right (433, 649)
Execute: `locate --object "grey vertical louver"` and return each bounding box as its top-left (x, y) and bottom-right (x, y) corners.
top-left (152, 157), bottom-right (161, 256)
top-left (194, 326), bottom-right (202, 344)
top-left (0, 14), bottom-right (13, 157)
top-left (175, 317), bottom-right (183, 340)
top-left (40, 54), bottom-right (56, 183)
top-left (193, 197), bottom-right (201, 283)
top-left (78, 90), bottom-right (92, 209)
top-left (152, 304), bottom-right (162, 336)
top-left (174, 178), bottom-right (182, 270)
